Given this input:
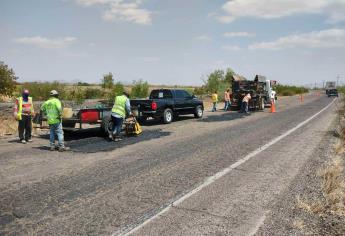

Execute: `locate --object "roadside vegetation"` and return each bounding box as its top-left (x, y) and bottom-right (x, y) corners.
top-left (274, 84), bottom-right (309, 96)
top-left (293, 95), bottom-right (345, 235)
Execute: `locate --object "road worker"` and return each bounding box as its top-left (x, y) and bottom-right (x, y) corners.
top-left (110, 91), bottom-right (132, 142)
top-left (41, 90), bottom-right (66, 151)
top-left (13, 89), bottom-right (35, 143)
top-left (241, 93), bottom-right (251, 114)
top-left (211, 91), bottom-right (218, 112)
top-left (224, 89), bottom-right (231, 111)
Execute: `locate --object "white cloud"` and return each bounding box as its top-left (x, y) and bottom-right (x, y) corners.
top-left (218, 0), bottom-right (345, 24)
top-left (249, 29), bottom-right (345, 50)
top-left (14, 36), bottom-right (77, 49)
top-left (223, 32), bottom-right (256, 37)
top-left (221, 45), bottom-right (241, 51)
top-left (76, 0), bottom-right (152, 25)
top-left (195, 35), bottom-right (212, 41)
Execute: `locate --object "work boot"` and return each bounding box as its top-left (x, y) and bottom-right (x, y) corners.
top-left (21, 140), bottom-right (27, 144)
top-left (26, 139), bottom-right (33, 142)
top-left (58, 146), bottom-right (70, 152)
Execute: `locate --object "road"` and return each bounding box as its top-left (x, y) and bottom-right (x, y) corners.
top-left (0, 93), bottom-right (338, 235)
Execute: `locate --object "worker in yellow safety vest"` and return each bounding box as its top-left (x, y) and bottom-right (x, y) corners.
top-left (13, 89), bottom-right (35, 144)
top-left (41, 90), bottom-right (67, 152)
top-left (110, 91), bottom-right (132, 142)
top-left (211, 91), bottom-right (218, 112)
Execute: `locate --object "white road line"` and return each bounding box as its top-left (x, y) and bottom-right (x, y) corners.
top-left (115, 98), bottom-right (336, 236)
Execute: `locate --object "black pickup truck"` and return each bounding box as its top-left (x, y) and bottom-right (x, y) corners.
top-left (131, 89), bottom-right (204, 124)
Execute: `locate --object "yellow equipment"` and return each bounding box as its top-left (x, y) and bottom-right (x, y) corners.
top-left (125, 117), bottom-right (142, 136)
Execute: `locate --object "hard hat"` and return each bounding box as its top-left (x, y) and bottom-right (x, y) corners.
top-left (50, 90), bottom-right (59, 96)
top-left (23, 89), bottom-right (29, 94)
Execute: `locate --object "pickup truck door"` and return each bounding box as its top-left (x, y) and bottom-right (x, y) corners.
top-left (174, 90), bottom-right (194, 114)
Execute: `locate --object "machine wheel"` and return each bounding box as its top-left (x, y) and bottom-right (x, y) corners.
top-left (100, 116), bottom-right (113, 136)
top-left (194, 105), bottom-right (203, 118)
top-left (163, 108), bottom-right (173, 124)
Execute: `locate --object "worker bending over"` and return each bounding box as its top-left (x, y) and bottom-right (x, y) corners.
top-left (110, 91), bottom-right (132, 142)
top-left (14, 89), bottom-right (35, 143)
top-left (41, 90), bottom-right (66, 152)
top-left (241, 93), bottom-right (251, 114)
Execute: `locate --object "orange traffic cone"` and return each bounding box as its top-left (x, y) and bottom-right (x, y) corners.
top-left (271, 99), bottom-right (276, 113)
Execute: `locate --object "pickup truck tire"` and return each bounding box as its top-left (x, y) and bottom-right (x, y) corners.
top-left (194, 105), bottom-right (203, 118)
top-left (163, 108), bottom-right (173, 124)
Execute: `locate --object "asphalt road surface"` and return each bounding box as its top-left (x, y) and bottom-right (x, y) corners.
top-left (0, 93), bottom-right (339, 236)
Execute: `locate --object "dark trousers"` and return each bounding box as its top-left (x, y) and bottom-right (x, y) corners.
top-left (18, 115), bottom-right (32, 141)
top-left (111, 115), bottom-right (124, 138)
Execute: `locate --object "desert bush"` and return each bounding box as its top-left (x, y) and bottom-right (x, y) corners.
top-left (203, 68), bottom-right (233, 101)
top-left (0, 61), bottom-right (18, 97)
top-left (131, 79), bottom-right (149, 98)
top-left (19, 81), bottom-right (67, 100)
top-left (66, 86), bottom-right (85, 105)
top-left (194, 86), bottom-right (206, 96)
top-left (102, 72), bottom-right (114, 89)
top-left (275, 85), bottom-right (308, 96)
top-left (106, 82), bottom-right (125, 102)
top-left (84, 88), bottom-right (103, 99)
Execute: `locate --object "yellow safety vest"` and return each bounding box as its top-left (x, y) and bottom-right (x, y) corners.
top-left (112, 95), bottom-right (127, 118)
top-left (211, 93), bottom-right (218, 103)
top-left (17, 97), bottom-right (34, 120)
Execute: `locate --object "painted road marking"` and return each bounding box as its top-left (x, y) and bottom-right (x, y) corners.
top-left (115, 98), bottom-right (336, 236)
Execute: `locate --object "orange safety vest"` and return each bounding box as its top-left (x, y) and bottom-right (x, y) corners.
top-left (16, 97), bottom-right (34, 120)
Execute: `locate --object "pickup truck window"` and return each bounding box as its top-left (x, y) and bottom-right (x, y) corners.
top-left (175, 90), bottom-right (191, 99)
top-left (150, 90), bottom-right (173, 99)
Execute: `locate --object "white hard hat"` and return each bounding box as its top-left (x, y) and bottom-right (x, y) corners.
top-left (50, 90), bottom-right (59, 96)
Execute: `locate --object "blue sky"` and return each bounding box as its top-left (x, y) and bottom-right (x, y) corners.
top-left (1, 0), bottom-right (345, 86)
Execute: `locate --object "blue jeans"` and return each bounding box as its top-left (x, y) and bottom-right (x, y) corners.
top-left (212, 102), bottom-right (217, 112)
top-left (241, 102), bottom-right (249, 113)
top-left (49, 123), bottom-right (64, 147)
top-left (224, 101), bottom-right (231, 111)
top-left (111, 115), bottom-right (123, 137)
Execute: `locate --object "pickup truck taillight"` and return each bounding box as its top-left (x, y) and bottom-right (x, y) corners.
top-left (151, 102), bottom-right (157, 110)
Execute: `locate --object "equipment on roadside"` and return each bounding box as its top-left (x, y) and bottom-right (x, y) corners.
top-left (231, 75), bottom-right (277, 111)
top-left (124, 117), bottom-right (142, 136)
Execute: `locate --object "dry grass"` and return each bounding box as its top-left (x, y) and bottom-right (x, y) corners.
top-left (293, 219), bottom-right (306, 230)
top-left (0, 118), bottom-right (17, 136)
top-left (294, 141), bottom-right (345, 235)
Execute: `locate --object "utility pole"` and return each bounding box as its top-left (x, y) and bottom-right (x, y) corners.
top-left (337, 75), bottom-right (340, 87)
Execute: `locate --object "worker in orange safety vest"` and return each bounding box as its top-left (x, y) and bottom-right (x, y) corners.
top-left (13, 89), bottom-right (35, 143)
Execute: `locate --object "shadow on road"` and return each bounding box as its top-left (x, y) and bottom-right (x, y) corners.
top-left (200, 111), bottom-right (249, 123)
top-left (66, 129), bottom-right (171, 153)
top-left (33, 128), bottom-right (171, 153)
top-left (139, 115), bottom-right (195, 126)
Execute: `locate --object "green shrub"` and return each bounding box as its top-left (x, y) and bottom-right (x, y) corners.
top-left (19, 81), bottom-right (67, 101)
top-left (0, 61), bottom-right (17, 97)
top-left (106, 82), bottom-right (125, 102)
top-left (84, 88), bottom-right (103, 99)
top-left (275, 85), bottom-right (308, 96)
top-left (131, 79), bottom-right (149, 98)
